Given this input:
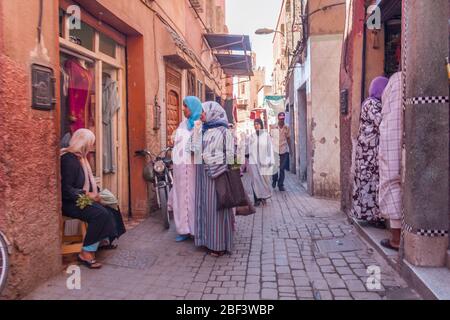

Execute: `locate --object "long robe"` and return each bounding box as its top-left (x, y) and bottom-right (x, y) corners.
top-left (351, 97), bottom-right (383, 221)
top-left (247, 130), bottom-right (274, 200)
top-left (379, 71), bottom-right (403, 228)
top-left (168, 120), bottom-right (196, 235)
top-left (195, 126), bottom-right (235, 252)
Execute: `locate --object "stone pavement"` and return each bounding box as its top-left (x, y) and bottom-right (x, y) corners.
top-left (25, 173), bottom-right (420, 300)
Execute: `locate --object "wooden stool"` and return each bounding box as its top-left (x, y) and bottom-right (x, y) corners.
top-left (61, 216), bottom-right (87, 255)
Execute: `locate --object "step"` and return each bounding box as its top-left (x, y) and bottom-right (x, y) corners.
top-left (352, 217), bottom-right (450, 300)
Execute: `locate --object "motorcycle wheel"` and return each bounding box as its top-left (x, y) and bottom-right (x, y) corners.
top-left (158, 188), bottom-right (170, 229)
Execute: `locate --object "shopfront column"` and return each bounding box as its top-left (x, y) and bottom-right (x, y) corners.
top-left (402, 0), bottom-right (449, 266)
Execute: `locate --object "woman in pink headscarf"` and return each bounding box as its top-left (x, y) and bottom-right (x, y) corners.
top-left (351, 76), bottom-right (389, 228)
top-left (61, 129), bottom-right (125, 269)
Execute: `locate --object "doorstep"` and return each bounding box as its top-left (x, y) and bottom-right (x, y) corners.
top-left (351, 218), bottom-right (399, 269)
top-left (351, 218), bottom-right (450, 300)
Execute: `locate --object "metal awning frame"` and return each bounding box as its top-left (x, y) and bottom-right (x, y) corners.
top-left (203, 34), bottom-right (253, 79)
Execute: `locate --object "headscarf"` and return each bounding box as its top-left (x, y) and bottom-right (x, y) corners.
top-left (61, 129), bottom-right (98, 196)
top-left (183, 96), bottom-right (203, 130)
top-left (201, 101), bottom-right (229, 132)
top-left (254, 118), bottom-right (264, 129)
top-left (369, 76), bottom-right (389, 101)
top-left (254, 118), bottom-right (264, 136)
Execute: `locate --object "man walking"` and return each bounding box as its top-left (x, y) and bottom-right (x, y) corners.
top-left (271, 112), bottom-right (291, 191)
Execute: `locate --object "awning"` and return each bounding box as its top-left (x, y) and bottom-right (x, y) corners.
top-left (203, 34), bottom-right (251, 51)
top-left (215, 54), bottom-right (253, 76)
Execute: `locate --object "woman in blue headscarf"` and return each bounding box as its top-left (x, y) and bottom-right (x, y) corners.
top-left (168, 96), bottom-right (203, 242)
top-left (351, 76), bottom-right (389, 228)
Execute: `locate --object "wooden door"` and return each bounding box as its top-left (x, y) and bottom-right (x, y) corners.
top-left (166, 65), bottom-right (182, 146)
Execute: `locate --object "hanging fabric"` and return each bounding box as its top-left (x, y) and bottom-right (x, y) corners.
top-left (102, 76), bottom-right (121, 174)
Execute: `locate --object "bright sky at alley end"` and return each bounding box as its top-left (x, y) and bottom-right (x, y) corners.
top-left (226, 0), bottom-right (282, 84)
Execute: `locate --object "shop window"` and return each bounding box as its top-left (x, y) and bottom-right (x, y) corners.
top-left (187, 71), bottom-right (196, 96)
top-left (205, 86), bottom-right (214, 102)
top-left (197, 80), bottom-right (204, 101)
top-left (69, 21), bottom-right (95, 51)
top-left (384, 19), bottom-right (402, 76)
top-left (99, 32), bottom-right (117, 58)
top-left (60, 52), bottom-right (97, 174)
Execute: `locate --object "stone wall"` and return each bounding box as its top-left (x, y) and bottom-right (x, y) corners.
top-left (0, 0), bottom-right (61, 299)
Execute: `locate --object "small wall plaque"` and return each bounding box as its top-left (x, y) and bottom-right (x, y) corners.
top-left (31, 64), bottom-right (56, 110)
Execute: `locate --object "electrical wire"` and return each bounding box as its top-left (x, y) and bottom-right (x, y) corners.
top-left (38, 0), bottom-right (43, 43)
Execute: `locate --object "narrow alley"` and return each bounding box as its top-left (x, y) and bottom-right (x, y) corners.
top-left (25, 173), bottom-right (419, 300)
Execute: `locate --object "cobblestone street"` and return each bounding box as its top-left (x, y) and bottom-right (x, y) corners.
top-left (25, 173), bottom-right (420, 300)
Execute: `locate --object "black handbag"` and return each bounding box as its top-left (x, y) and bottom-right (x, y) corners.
top-left (214, 131), bottom-right (247, 210)
top-left (215, 168), bottom-right (248, 210)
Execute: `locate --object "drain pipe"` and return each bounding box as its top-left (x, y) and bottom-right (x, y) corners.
top-left (361, 3), bottom-right (368, 103)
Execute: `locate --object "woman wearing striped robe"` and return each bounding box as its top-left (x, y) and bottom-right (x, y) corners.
top-left (194, 101), bottom-right (235, 257)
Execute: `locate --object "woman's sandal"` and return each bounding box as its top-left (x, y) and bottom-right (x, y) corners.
top-left (77, 255), bottom-right (102, 269)
top-left (98, 243), bottom-right (118, 251)
top-left (209, 250), bottom-right (225, 257)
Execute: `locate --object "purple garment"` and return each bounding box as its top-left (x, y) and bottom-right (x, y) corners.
top-left (369, 76), bottom-right (389, 101)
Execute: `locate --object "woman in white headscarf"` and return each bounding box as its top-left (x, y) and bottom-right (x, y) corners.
top-left (61, 129), bottom-right (125, 269)
top-left (194, 101), bottom-right (235, 257)
top-left (246, 118), bottom-right (274, 206)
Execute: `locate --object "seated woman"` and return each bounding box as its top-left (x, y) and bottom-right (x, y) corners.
top-left (61, 129), bottom-right (125, 269)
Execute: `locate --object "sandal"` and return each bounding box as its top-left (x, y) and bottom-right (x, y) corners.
top-left (98, 243), bottom-right (118, 251)
top-left (77, 255), bottom-right (102, 269)
top-left (176, 234), bottom-right (190, 242)
top-left (209, 250), bottom-right (225, 257)
top-left (380, 239), bottom-right (399, 251)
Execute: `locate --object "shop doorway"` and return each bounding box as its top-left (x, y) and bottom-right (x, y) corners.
top-left (59, 7), bottom-right (129, 214)
top-left (298, 87), bottom-right (308, 186)
top-left (289, 103), bottom-right (297, 174)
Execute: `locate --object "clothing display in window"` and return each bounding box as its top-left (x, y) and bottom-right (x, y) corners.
top-left (64, 59), bottom-right (94, 134)
top-left (102, 76), bottom-right (120, 174)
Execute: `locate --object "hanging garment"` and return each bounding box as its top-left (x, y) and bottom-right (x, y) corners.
top-left (64, 59), bottom-right (93, 134)
top-left (102, 77), bottom-right (121, 174)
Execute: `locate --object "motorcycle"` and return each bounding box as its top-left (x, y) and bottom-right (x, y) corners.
top-left (135, 147), bottom-right (173, 229)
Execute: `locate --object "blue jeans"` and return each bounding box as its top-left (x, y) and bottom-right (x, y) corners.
top-left (272, 152), bottom-right (289, 187)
